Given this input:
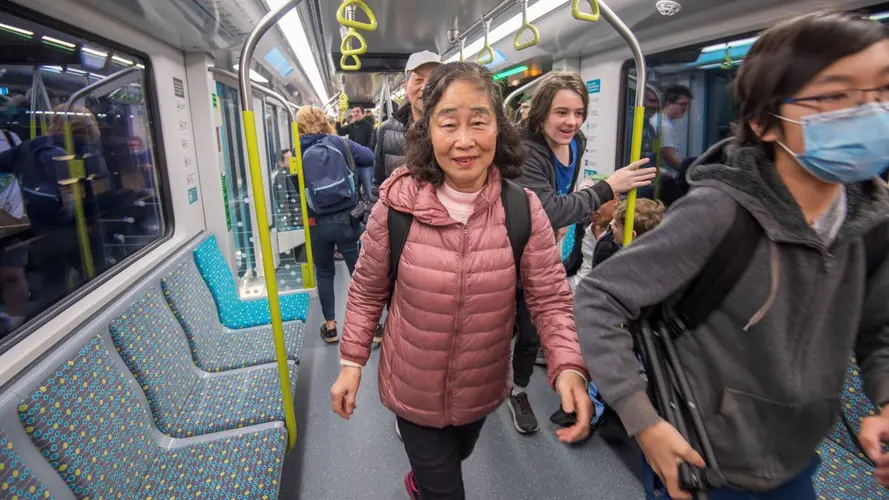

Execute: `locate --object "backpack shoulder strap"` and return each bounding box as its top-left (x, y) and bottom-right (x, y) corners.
top-left (500, 179), bottom-right (532, 281)
top-left (339, 136), bottom-right (356, 172)
top-left (387, 206), bottom-right (414, 299)
top-left (673, 204), bottom-right (763, 331)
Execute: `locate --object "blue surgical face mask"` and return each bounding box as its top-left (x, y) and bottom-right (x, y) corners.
top-left (774, 102), bottom-right (889, 184)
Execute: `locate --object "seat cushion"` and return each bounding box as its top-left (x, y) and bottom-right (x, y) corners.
top-left (109, 287), bottom-right (200, 435)
top-left (18, 337), bottom-right (156, 499)
top-left (193, 235), bottom-right (310, 328)
top-left (139, 426), bottom-right (286, 500)
top-left (165, 364), bottom-right (298, 438)
top-left (815, 441), bottom-right (886, 499)
top-left (162, 258), bottom-right (304, 372)
top-left (1, 429), bottom-right (54, 500)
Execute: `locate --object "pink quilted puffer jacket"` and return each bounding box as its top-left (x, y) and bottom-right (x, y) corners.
top-left (340, 166), bottom-right (588, 428)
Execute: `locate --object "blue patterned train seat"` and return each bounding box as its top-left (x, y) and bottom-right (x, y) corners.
top-left (1, 428), bottom-right (55, 499)
top-left (109, 287), bottom-right (298, 438)
top-left (17, 336), bottom-right (287, 498)
top-left (193, 235), bottom-right (311, 328)
top-left (814, 440), bottom-right (887, 499)
top-left (161, 258), bottom-right (303, 372)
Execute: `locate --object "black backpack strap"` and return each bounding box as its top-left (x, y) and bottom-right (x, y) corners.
top-left (339, 136), bottom-right (356, 172)
top-left (387, 207), bottom-right (414, 302)
top-left (673, 204), bottom-right (763, 331)
top-left (500, 179), bottom-right (532, 281)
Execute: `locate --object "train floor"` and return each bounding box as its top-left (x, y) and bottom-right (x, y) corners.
top-left (279, 261), bottom-right (646, 499)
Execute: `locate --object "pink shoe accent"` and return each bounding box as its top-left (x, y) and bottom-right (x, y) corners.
top-left (404, 471), bottom-right (420, 500)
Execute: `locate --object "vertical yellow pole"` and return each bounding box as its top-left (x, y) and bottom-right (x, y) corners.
top-left (622, 106), bottom-right (645, 247)
top-left (63, 123), bottom-right (95, 279)
top-left (288, 122), bottom-right (315, 289)
top-left (242, 110), bottom-right (298, 449)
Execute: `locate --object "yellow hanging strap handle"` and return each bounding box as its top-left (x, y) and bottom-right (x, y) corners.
top-left (338, 92), bottom-right (350, 122)
top-left (622, 105), bottom-right (645, 246)
top-left (289, 122), bottom-right (316, 289)
top-left (341, 28), bottom-right (368, 56)
top-left (241, 109), bottom-right (298, 449)
top-left (336, 0), bottom-right (378, 31)
top-left (571, 0), bottom-right (601, 22)
top-left (63, 122), bottom-right (96, 280)
top-left (720, 48), bottom-right (734, 70)
top-left (477, 17), bottom-right (495, 65)
top-left (514, 0), bottom-right (540, 51)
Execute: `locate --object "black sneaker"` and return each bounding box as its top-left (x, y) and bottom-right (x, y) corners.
top-left (373, 324), bottom-right (384, 344)
top-left (507, 391), bottom-right (538, 434)
top-left (320, 323), bottom-right (339, 344)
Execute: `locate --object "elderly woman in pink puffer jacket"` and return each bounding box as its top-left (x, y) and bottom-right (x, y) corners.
top-left (330, 62), bottom-right (593, 500)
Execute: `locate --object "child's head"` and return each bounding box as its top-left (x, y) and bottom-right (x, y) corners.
top-left (593, 192), bottom-right (620, 231)
top-left (611, 199), bottom-right (665, 240)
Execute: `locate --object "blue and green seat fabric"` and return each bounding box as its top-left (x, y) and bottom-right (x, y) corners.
top-left (1, 429), bottom-right (53, 499)
top-left (109, 287), bottom-right (297, 438)
top-left (193, 235), bottom-right (310, 329)
top-left (161, 258), bottom-right (303, 371)
top-left (17, 336), bottom-right (286, 499)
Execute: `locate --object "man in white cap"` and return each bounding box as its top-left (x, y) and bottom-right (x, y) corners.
top-left (370, 50), bottom-right (440, 199)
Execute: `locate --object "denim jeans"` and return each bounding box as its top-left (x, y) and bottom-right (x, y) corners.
top-left (356, 166), bottom-right (373, 202)
top-left (311, 215), bottom-right (360, 321)
top-left (643, 455), bottom-right (820, 500)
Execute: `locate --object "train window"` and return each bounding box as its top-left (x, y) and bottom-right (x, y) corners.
top-left (0, 8), bottom-right (168, 347)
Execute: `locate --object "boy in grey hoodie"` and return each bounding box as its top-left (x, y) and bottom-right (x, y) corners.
top-left (575, 11), bottom-right (889, 499)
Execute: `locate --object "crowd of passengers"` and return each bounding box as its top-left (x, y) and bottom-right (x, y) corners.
top-left (288, 10), bottom-right (889, 500)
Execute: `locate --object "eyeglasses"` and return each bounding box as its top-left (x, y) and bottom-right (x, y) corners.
top-left (785, 85), bottom-right (889, 112)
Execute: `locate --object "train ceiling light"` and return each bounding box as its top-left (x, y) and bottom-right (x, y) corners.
top-left (656, 0), bottom-right (681, 16)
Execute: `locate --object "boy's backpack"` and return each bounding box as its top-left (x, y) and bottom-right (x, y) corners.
top-left (303, 136), bottom-right (358, 215)
top-left (386, 179), bottom-right (531, 302)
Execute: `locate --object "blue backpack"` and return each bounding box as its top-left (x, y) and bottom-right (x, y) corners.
top-left (302, 136), bottom-right (358, 215)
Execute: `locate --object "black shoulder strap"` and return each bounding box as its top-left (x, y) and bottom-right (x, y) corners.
top-left (339, 136), bottom-right (356, 172)
top-left (501, 179), bottom-right (532, 281)
top-left (674, 205), bottom-right (763, 330)
top-left (387, 207), bottom-right (414, 301)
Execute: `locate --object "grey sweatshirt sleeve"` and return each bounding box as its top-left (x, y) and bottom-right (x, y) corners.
top-left (573, 187), bottom-right (735, 435)
top-left (856, 221), bottom-right (889, 409)
top-left (518, 150), bottom-right (613, 229)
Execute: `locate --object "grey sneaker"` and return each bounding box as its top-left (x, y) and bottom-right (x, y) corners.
top-left (507, 392), bottom-right (539, 434)
top-left (535, 348), bottom-right (547, 366)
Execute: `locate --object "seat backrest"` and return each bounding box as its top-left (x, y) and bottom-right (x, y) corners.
top-left (108, 285), bottom-right (200, 434)
top-left (17, 336), bottom-right (157, 498)
top-left (0, 426), bottom-right (64, 499)
top-left (191, 235), bottom-right (252, 328)
top-left (161, 257), bottom-right (225, 344)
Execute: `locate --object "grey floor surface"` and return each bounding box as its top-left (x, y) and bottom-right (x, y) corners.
top-left (279, 262), bottom-right (645, 500)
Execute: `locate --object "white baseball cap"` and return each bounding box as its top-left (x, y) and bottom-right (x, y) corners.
top-left (405, 51), bottom-right (441, 76)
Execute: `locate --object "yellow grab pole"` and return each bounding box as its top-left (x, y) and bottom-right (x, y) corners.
top-left (242, 110), bottom-right (298, 449)
top-left (63, 123), bottom-right (96, 279)
top-left (289, 122), bottom-right (315, 289)
top-left (622, 106), bottom-right (645, 246)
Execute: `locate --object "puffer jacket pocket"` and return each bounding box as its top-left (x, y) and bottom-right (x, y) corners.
top-left (706, 388), bottom-right (837, 491)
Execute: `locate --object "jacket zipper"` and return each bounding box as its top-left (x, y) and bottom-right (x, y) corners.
top-left (444, 224), bottom-right (469, 424)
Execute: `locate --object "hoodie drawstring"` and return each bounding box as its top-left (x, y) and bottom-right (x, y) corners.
top-left (744, 240), bottom-right (780, 331)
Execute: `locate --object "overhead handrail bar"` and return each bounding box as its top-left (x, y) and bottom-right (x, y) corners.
top-left (503, 73), bottom-right (546, 112)
top-left (513, 0), bottom-right (540, 51)
top-left (477, 17), bottom-right (495, 65)
top-left (448, 0), bottom-right (514, 53)
top-left (459, 37), bottom-right (466, 62)
top-left (321, 90), bottom-right (344, 113)
top-left (210, 67), bottom-right (298, 151)
top-left (238, 0), bottom-right (307, 452)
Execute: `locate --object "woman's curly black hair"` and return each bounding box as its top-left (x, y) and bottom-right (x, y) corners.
top-left (404, 62), bottom-right (525, 185)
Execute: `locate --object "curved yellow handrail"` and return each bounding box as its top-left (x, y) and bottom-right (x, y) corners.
top-left (336, 0), bottom-right (378, 31)
top-left (571, 0), bottom-right (601, 22)
top-left (341, 28), bottom-right (368, 56)
top-left (514, 0), bottom-right (540, 51)
top-left (340, 53), bottom-right (362, 71)
top-left (477, 19), bottom-right (494, 65)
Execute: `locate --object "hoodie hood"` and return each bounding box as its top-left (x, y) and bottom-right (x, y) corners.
top-left (299, 133), bottom-right (329, 152)
top-left (524, 131), bottom-right (588, 160)
top-left (379, 166), bottom-right (504, 226)
top-left (688, 138), bottom-right (889, 250)
top-left (393, 102), bottom-right (412, 127)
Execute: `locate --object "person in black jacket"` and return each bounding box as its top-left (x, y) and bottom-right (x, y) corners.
top-left (337, 106), bottom-right (375, 202)
top-left (371, 51), bottom-right (441, 200)
top-left (508, 71), bottom-right (657, 435)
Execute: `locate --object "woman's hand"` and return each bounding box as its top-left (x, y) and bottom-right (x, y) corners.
top-left (859, 413), bottom-right (889, 487)
top-left (636, 420), bottom-right (706, 500)
top-left (554, 371), bottom-right (593, 443)
top-left (604, 158), bottom-right (657, 194)
top-left (330, 366), bottom-right (362, 419)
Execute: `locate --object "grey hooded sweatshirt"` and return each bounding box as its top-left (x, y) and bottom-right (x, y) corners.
top-left (574, 138), bottom-right (889, 491)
